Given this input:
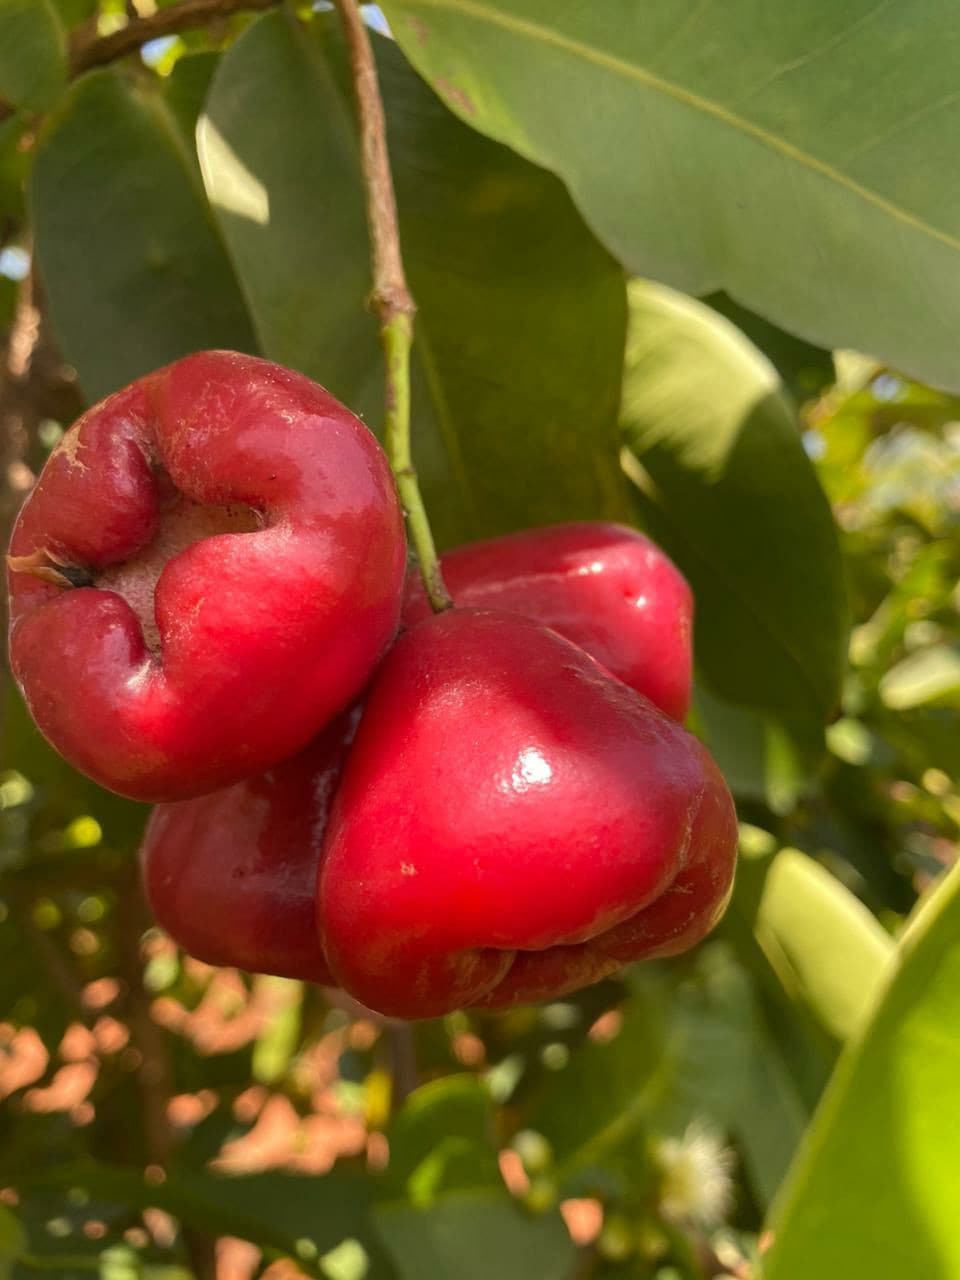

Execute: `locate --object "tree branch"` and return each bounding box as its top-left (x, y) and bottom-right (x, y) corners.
top-left (70, 0), bottom-right (281, 75)
top-left (0, 0), bottom-right (283, 118)
top-left (332, 0), bottom-right (452, 614)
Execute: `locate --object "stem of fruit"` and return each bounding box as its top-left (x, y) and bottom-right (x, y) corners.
top-left (334, 0), bottom-right (453, 614)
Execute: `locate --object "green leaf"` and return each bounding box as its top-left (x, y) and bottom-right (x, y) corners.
top-left (732, 1024), bottom-right (809, 1212)
top-left (7, 1164), bottom-right (393, 1278)
top-left (197, 12), bottom-right (379, 419)
top-left (49, 0), bottom-right (96, 26)
top-left (384, 0), bottom-right (960, 392)
top-left (692, 685), bottom-right (818, 814)
top-left (621, 280), bottom-right (848, 729)
top-left (199, 11), bottom-right (628, 547)
top-left (878, 707), bottom-right (960, 781)
top-left (161, 51), bottom-right (220, 150)
top-left (374, 1194), bottom-right (576, 1280)
top-left (0, 0), bottom-right (65, 111)
top-left (531, 946), bottom-right (764, 1194)
top-left (0, 116), bottom-right (29, 223)
top-left (529, 985), bottom-right (664, 1181)
top-left (757, 849), bottom-right (894, 1042)
top-left (879, 644), bottom-right (960, 710)
top-left (382, 1076), bottom-right (501, 1206)
top-left (702, 294), bottom-right (834, 405)
top-left (766, 864), bottom-right (960, 1279)
top-left (722, 843), bottom-right (838, 1117)
top-left (32, 70), bottom-right (257, 402)
top-left (0, 1204), bottom-right (26, 1277)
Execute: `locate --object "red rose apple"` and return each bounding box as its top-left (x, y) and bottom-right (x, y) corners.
top-left (404, 522), bottom-right (692, 721)
top-left (140, 713), bottom-right (357, 984)
top-left (139, 522), bottom-right (700, 985)
top-left (7, 351), bottom-right (406, 801)
top-left (318, 609), bottom-right (737, 1019)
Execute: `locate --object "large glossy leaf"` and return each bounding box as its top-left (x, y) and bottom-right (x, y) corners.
top-left (32, 70), bottom-right (257, 402)
top-left (383, 0), bottom-right (960, 392)
top-left (0, 0), bottom-right (65, 111)
top-left (199, 11), bottom-right (628, 547)
top-left (766, 863), bottom-right (960, 1278)
top-left (621, 280), bottom-right (848, 729)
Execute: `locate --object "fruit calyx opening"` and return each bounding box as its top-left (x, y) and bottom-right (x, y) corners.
top-left (7, 547), bottom-right (95, 589)
top-left (94, 490), bottom-right (261, 655)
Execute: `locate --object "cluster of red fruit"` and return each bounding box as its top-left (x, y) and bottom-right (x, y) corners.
top-left (7, 352), bottom-right (738, 1020)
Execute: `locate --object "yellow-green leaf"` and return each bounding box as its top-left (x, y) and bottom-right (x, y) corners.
top-left (766, 863), bottom-right (960, 1278)
top-left (757, 849), bottom-right (894, 1042)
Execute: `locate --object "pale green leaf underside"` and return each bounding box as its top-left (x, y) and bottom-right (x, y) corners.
top-left (383, 0), bottom-right (960, 391)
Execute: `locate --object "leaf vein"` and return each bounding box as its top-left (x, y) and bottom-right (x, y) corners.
top-left (398, 0), bottom-right (960, 254)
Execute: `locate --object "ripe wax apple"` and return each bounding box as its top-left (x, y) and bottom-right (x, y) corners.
top-left (318, 610), bottom-right (737, 1020)
top-left (139, 521), bottom-right (697, 982)
top-left (140, 714), bottom-right (356, 984)
top-left (403, 522), bottom-right (692, 721)
top-left (6, 351), bottom-right (406, 801)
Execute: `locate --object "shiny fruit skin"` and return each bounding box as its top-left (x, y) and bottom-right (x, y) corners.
top-left (139, 715), bottom-right (356, 984)
top-left (403, 522), bottom-right (692, 721)
top-left (318, 609), bottom-right (737, 1020)
top-left (7, 351), bottom-right (406, 801)
top-left (139, 523), bottom-right (699, 984)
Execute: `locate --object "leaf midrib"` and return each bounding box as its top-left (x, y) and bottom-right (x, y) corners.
top-left (397, 0), bottom-right (960, 255)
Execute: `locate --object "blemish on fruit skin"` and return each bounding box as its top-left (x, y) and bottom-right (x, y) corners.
top-left (55, 427), bottom-right (88, 472)
top-left (408, 16), bottom-right (430, 45)
top-left (400, 862), bottom-right (417, 877)
top-left (436, 77), bottom-right (476, 118)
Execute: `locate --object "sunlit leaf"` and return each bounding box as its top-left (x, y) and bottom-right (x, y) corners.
top-left (384, 0), bottom-right (960, 391)
top-left (879, 645), bottom-right (960, 710)
top-left (621, 280), bottom-right (848, 729)
top-left (766, 864), bottom-right (960, 1278)
top-left (757, 849), bottom-right (894, 1042)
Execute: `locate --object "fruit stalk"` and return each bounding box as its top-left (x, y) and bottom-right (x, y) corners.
top-left (334, 0), bottom-right (452, 613)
